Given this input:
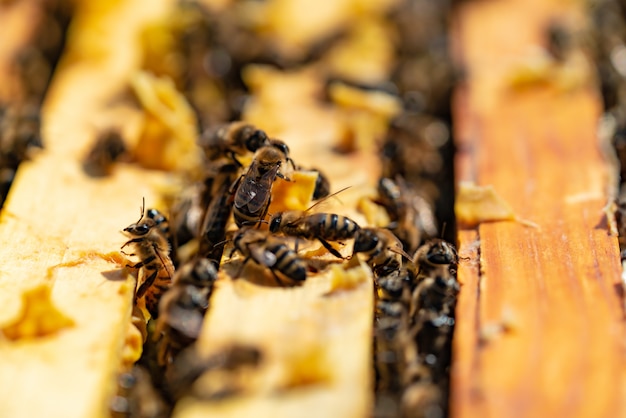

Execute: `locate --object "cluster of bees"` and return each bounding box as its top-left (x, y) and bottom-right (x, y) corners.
top-left (101, 0), bottom-right (460, 416)
top-left (112, 116), bottom-right (459, 416)
top-left (0, 0), bottom-right (72, 207)
top-left (373, 3), bottom-right (458, 418)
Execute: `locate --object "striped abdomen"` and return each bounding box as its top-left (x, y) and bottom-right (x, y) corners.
top-left (299, 213), bottom-right (360, 241)
top-left (265, 241), bottom-right (307, 282)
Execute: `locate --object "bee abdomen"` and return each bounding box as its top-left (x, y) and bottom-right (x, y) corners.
top-left (309, 213), bottom-right (360, 240)
top-left (267, 243), bottom-right (307, 282)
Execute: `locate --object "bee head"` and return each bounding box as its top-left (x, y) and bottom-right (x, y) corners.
top-left (269, 213), bottom-right (283, 233)
top-left (426, 240), bottom-right (457, 265)
top-left (269, 139), bottom-right (290, 157)
top-left (353, 229), bottom-right (379, 253)
top-left (123, 220), bottom-right (152, 236)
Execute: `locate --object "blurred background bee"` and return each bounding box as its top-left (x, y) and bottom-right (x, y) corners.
top-left (82, 129), bottom-right (128, 177)
top-left (155, 257), bottom-right (218, 366)
top-left (198, 121), bottom-right (269, 166)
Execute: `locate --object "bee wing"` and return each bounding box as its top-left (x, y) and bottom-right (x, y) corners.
top-left (235, 163), bottom-right (279, 212)
top-left (249, 244), bottom-right (277, 267)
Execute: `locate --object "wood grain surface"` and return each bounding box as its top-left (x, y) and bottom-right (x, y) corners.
top-left (451, 1), bottom-right (626, 417)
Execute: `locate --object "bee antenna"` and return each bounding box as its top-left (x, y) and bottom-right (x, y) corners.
top-left (307, 185), bottom-right (352, 211)
top-left (135, 197), bottom-right (145, 222)
top-left (441, 222), bottom-right (447, 239)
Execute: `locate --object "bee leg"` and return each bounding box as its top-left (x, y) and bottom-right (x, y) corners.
top-left (120, 250), bottom-right (135, 257)
top-left (121, 237), bottom-right (145, 249)
top-left (229, 152), bottom-right (244, 167)
top-left (228, 174), bottom-right (244, 195)
top-left (317, 237), bottom-right (344, 259)
top-left (126, 254), bottom-right (156, 270)
top-left (136, 268), bottom-right (158, 298)
top-left (275, 172), bottom-right (292, 182)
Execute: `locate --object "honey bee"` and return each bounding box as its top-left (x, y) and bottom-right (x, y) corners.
top-left (198, 121), bottom-right (269, 165)
top-left (412, 238), bottom-right (458, 281)
top-left (411, 274), bottom-right (459, 315)
top-left (232, 143), bottom-right (292, 227)
top-left (156, 258), bottom-right (218, 365)
top-left (197, 161), bottom-right (239, 261)
top-left (269, 211), bottom-right (360, 259)
top-left (376, 177), bottom-right (438, 254)
top-left (231, 227), bottom-right (307, 285)
top-left (122, 202), bottom-right (175, 319)
top-left (82, 129), bottom-right (128, 177)
top-left (375, 268), bottom-right (413, 309)
top-left (353, 228), bottom-right (412, 277)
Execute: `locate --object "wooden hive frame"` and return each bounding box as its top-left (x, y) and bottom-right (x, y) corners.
top-left (1, 0), bottom-right (625, 417)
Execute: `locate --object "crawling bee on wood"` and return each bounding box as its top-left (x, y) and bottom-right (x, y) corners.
top-left (353, 228), bottom-right (412, 277)
top-left (198, 121), bottom-right (269, 165)
top-left (122, 202), bottom-right (175, 319)
top-left (155, 257), bottom-right (218, 366)
top-left (231, 227), bottom-right (307, 285)
top-left (232, 142), bottom-right (293, 227)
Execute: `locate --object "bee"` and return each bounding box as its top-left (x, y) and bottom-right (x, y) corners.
top-left (412, 238), bottom-right (458, 281)
top-left (376, 177), bottom-right (438, 254)
top-left (268, 185), bottom-right (359, 258)
top-left (197, 161), bottom-right (239, 261)
top-left (375, 268), bottom-right (414, 309)
top-left (122, 202), bottom-right (175, 319)
top-left (231, 227), bottom-right (307, 285)
top-left (156, 258), bottom-right (218, 366)
top-left (411, 274), bottom-right (459, 317)
top-left (269, 211), bottom-right (360, 259)
top-left (232, 143), bottom-right (292, 227)
top-left (82, 129), bottom-right (128, 177)
top-left (198, 122), bottom-right (269, 165)
top-left (353, 228), bottom-right (412, 277)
